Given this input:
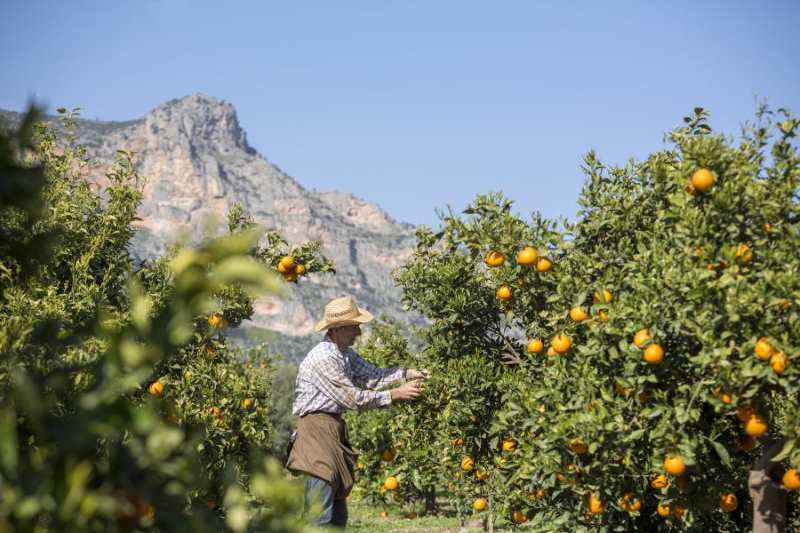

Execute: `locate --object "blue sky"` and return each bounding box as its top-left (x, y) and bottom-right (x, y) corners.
top-left (2, 1), bottom-right (798, 228)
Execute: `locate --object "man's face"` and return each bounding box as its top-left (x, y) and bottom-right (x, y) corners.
top-left (330, 324), bottom-right (361, 347)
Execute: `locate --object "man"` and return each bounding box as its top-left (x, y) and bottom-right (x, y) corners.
top-left (286, 295), bottom-right (428, 528)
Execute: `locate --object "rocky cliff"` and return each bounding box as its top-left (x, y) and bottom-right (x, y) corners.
top-left (1, 95), bottom-right (419, 359)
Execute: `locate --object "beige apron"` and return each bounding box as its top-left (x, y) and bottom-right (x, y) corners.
top-left (286, 413), bottom-right (357, 499)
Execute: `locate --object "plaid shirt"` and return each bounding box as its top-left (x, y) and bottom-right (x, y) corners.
top-left (292, 336), bottom-right (406, 417)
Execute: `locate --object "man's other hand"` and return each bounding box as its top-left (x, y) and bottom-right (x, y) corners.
top-left (391, 380), bottom-right (423, 401)
top-left (406, 368), bottom-right (431, 380)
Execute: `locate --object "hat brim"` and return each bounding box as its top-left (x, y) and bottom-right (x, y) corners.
top-left (315, 308), bottom-right (374, 332)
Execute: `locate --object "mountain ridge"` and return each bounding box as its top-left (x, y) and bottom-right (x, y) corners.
top-left (1, 94), bottom-right (420, 359)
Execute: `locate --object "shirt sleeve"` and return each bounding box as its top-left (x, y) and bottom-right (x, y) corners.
top-left (312, 351), bottom-right (393, 411)
top-left (348, 349), bottom-right (406, 390)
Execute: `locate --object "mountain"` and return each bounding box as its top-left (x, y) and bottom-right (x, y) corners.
top-left (1, 95), bottom-right (420, 359)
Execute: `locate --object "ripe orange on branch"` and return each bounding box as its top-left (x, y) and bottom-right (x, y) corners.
top-left (744, 414), bottom-right (768, 438)
top-left (535, 257), bottom-right (553, 272)
top-left (664, 454), bottom-right (687, 476)
top-left (783, 469), bottom-right (800, 490)
top-left (551, 334), bottom-right (572, 354)
top-left (495, 285), bottom-right (512, 302)
top-left (754, 337), bottom-right (773, 360)
top-left (569, 307), bottom-right (589, 322)
top-left (643, 343), bottom-right (665, 364)
top-left (527, 339), bottom-right (544, 354)
top-left (770, 352), bottom-right (788, 374)
top-left (632, 328), bottom-right (651, 348)
top-left (383, 476), bottom-right (398, 491)
top-left (147, 381), bottom-right (165, 396)
top-left (593, 289), bottom-right (613, 304)
top-left (512, 510), bottom-right (528, 523)
top-left (472, 498), bottom-right (488, 512)
top-left (690, 168), bottom-right (716, 192)
top-left (516, 246), bottom-right (538, 266)
top-left (207, 313), bottom-right (225, 328)
top-left (720, 493), bottom-right (738, 512)
top-left (586, 494), bottom-right (604, 515)
top-left (485, 250), bottom-right (505, 267)
top-left (501, 438), bottom-right (517, 452)
top-left (460, 456), bottom-right (475, 471)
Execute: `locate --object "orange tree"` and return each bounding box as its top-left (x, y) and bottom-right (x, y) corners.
top-left (0, 108), bottom-right (332, 531)
top-left (349, 106), bottom-right (799, 531)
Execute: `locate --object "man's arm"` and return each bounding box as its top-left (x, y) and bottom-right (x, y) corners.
top-left (348, 350), bottom-right (405, 390)
top-left (313, 354), bottom-right (392, 411)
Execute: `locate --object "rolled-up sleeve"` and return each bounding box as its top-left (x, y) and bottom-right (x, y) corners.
top-left (314, 353), bottom-right (392, 411)
top-left (348, 349), bottom-right (405, 390)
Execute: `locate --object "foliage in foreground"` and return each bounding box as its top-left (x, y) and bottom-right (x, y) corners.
top-left (0, 109), bottom-right (333, 531)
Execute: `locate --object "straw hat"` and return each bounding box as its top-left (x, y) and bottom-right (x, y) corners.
top-left (315, 296), bottom-right (374, 332)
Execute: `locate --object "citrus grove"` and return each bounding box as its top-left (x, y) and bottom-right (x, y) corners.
top-left (347, 107), bottom-right (800, 530)
top-left (0, 108), bottom-right (333, 531)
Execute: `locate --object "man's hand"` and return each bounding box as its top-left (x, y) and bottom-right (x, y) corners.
top-left (391, 380), bottom-right (423, 401)
top-left (406, 368), bottom-right (431, 380)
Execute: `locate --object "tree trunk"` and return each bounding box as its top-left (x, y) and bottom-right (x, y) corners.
top-left (749, 438), bottom-right (787, 533)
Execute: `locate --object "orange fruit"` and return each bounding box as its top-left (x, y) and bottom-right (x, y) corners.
top-left (278, 255), bottom-right (295, 272)
top-left (586, 494), bottom-right (604, 514)
top-left (240, 398), bottom-right (254, 409)
top-left (452, 437), bottom-right (464, 446)
top-left (650, 474), bottom-right (669, 489)
top-left (473, 497), bottom-right (488, 512)
top-left (569, 307), bottom-right (589, 322)
top-left (656, 502), bottom-right (671, 517)
top-left (208, 313), bottom-right (225, 328)
top-left (664, 454), bottom-right (686, 476)
top-left (381, 448), bottom-right (396, 462)
top-left (734, 244), bottom-right (752, 266)
top-left (782, 469), bottom-right (800, 490)
top-left (597, 310), bottom-right (609, 322)
top-left (148, 381), bottom-right (165, 396)
top-left (495, 285), bottom-right (512, 302)
top-left (527, 339), bottom-right (544, 354)
top-left (720, 493), bottom-right (738, 512)
top-left (535, 257), bottom-right (553, 272)
top-left (547, 346), bottom-right (558, 356)
top-left (593, 289), bottom-right (613, 304)
top-left (461, 456), bottom-right (475, 471)
top-left (568, 438), bottom-right (588, 455)
top-left (551, 334), bottom-right (572, 354)
top-left (691, 168), bottom-right (716, 192)
top-left (770, 352), bottom-right (787, 374)
top-left (643, 343), bottom-right (665, 364)
top-left (295, 263), bottom-right (306, 275)
top-left (619, 493), bottom-right (641, 512)
top-left (512, 510), bottom-right (528, 524)
top-left (475, 469), bottom-right (489, 481)
top-left (714, 385), bottom-right (733, 404)
top-left (516, 246), bottom-right (538, 266)
top-left (485, 250), bottom-right (505, 267)
top-left (501, 438), bottom-right (517, 452)
top-left (745, 414), bottom-right (768, 438)
top-left (754, 337), bottom-right (773, 360)
top-left (383, 476), bottom-right (399, 491)
top-left (633, 328), bottom-right (651, 348)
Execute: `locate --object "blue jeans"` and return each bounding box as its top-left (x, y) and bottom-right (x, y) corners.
top-left (304, 475), bottom-right (348, 528)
